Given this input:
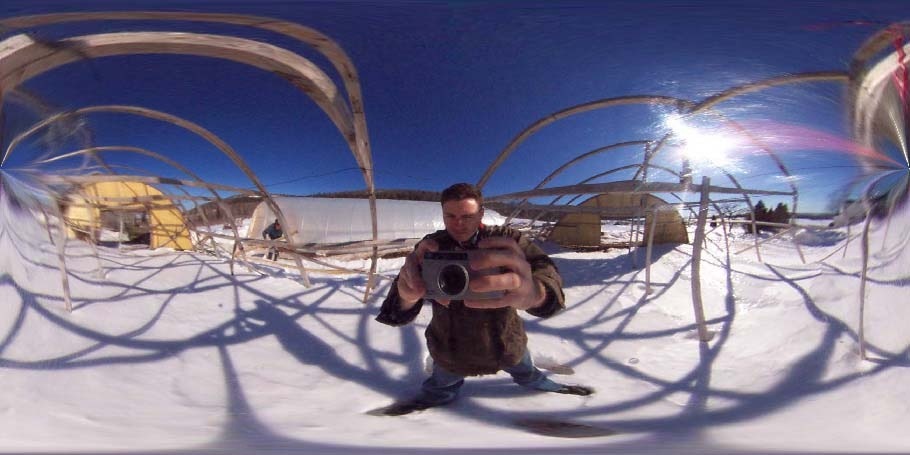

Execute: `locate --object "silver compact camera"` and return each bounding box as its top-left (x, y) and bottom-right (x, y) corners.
top-left (421, 250), bottom-right (505, 300)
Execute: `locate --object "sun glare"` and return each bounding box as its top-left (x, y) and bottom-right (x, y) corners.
top-left (665, 115), bottom-right (740, 168)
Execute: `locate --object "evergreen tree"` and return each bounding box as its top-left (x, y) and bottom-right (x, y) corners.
top-left (748, 200), bottom-right (790, 234)
top-left (750, 200), bottom-right (768, 234)
top-left (772, 202), bottom-right (790, 224)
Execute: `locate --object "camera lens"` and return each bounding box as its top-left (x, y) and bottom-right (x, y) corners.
top-left (437, 264), bottom-right (468, 296)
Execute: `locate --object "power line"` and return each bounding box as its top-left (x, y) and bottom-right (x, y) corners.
top-left (262, 167), bottom-right (364, 188)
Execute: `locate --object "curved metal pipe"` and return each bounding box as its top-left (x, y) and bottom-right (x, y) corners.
top-left (476, 95), bottom-right (695, 189)
top-left (503, 140), bottom-right (652, 223)
top-left (4, 104), bottom-right (307, 278)
top-left (33, 145), bottom-right (247, 258)
top-left (0, 11), bottom-right (379, 301)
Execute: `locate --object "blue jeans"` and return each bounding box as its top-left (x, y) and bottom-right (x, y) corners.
top-left (416, 350), bottom-right (562, 406)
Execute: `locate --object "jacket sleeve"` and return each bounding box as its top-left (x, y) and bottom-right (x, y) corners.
top-left (516, 232), bottom-right (565, 318)
top-left (376, 235), bottom-right (435, 326)
top-left (375, 276), bottom-right (425, 326)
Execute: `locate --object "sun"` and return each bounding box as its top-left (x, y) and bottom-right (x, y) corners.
top-left (665, 114), bottom-right (741, 168)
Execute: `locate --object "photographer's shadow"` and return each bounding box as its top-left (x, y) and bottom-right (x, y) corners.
top-left (237, 299), bottom-right (423, 398)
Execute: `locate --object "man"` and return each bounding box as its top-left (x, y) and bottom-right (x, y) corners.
top-left (261, 219), bottom-right (283, 261)
top-left (375, 183), bottom-right (592, 416)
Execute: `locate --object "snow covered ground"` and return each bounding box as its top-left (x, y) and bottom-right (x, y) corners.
top-left (1, 188), bottom-right (909, 454)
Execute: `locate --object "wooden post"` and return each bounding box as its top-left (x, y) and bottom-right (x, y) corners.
top-left (645, 208), bottom-right (658, 295)
top-left (793, 230), bottom-right (807, 264)
top-left (635, 209), bottom-right (643, 247)
top-left (750, 214), bottom-right (762, 263)
top-left (858, 210), bottom-right (873, 360)
top-left (790, 194), bottom-right (806, 264)
top-left (843, 222), bottom-right (851, 259)
top-left (362, 246), bottom-right (378, 304)
top-left (38, 206), bottom-right (56, 246)
top-left (82, 194), bottom-right (105, 278)
top-left (633, 200), bottom-right (644, 265)
top-left (881, 210), bottom-right (892, 250)
top-left (220, 202), bottom-right (251, 270)
top-left (48, 199), bottom-right (74, 312)
top-left (230, 241), bottom-right (240, 276)
top-left (719, 212), bottom-right (731, 253)
top-left (291, 250), bottom-right (313, 288)
top-left (118, 212), bottom-right (124, 252)
top-left (690, 176), bottom-right (712, 342)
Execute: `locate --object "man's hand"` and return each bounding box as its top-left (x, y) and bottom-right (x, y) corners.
top-left (396, 239), bottom-right (443, 310)
top-left (463, 237), bottom-right (546, 311)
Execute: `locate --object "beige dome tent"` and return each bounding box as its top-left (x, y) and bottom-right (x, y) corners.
top-left (65, 181), bottom-right (191, 250)
top-left (548, 192), bottom-right (688, 247)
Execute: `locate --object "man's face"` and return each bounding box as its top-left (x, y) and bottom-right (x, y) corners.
top-left (442, 198), bottom-right (484, 243)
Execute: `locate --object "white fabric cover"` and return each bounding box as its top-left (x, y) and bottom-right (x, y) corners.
top-left (248, 197), bottom-right (505, 245)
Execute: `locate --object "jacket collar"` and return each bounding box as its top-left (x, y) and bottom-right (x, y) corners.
top-left (456, 229), bottom-right (480, 249)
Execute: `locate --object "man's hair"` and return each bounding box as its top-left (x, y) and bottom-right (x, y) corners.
top-left (441, 183), bottom-right (483, 206)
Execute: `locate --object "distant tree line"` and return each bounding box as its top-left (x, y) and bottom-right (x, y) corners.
top-left (748, 200), bottom-right (791, 233)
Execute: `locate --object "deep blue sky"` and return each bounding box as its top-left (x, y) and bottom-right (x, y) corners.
top-left (2, 0), bottom-right (908, 213)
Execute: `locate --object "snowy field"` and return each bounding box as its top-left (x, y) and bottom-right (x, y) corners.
top-left (1, 190), bottom-right (909, 454)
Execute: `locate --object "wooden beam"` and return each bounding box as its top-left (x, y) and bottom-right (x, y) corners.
top-left (690, 176), bottom-right (713, 342)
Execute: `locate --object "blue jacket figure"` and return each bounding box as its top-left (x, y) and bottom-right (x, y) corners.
top-left (262, 219), bottom-right (283, 261)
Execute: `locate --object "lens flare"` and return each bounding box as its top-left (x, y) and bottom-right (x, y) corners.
top-left (664, 114), bottom-right (743, 169)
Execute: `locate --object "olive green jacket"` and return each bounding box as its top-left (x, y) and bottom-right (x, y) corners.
top-left (376, 225), bottom-right (565, 376)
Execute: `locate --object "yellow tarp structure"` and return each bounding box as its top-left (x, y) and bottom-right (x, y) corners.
top-left (65, 181), bottom-right (191, 250)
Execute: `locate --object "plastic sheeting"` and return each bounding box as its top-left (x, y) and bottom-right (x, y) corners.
top-left (247, 197), bottom-right (506, 245)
